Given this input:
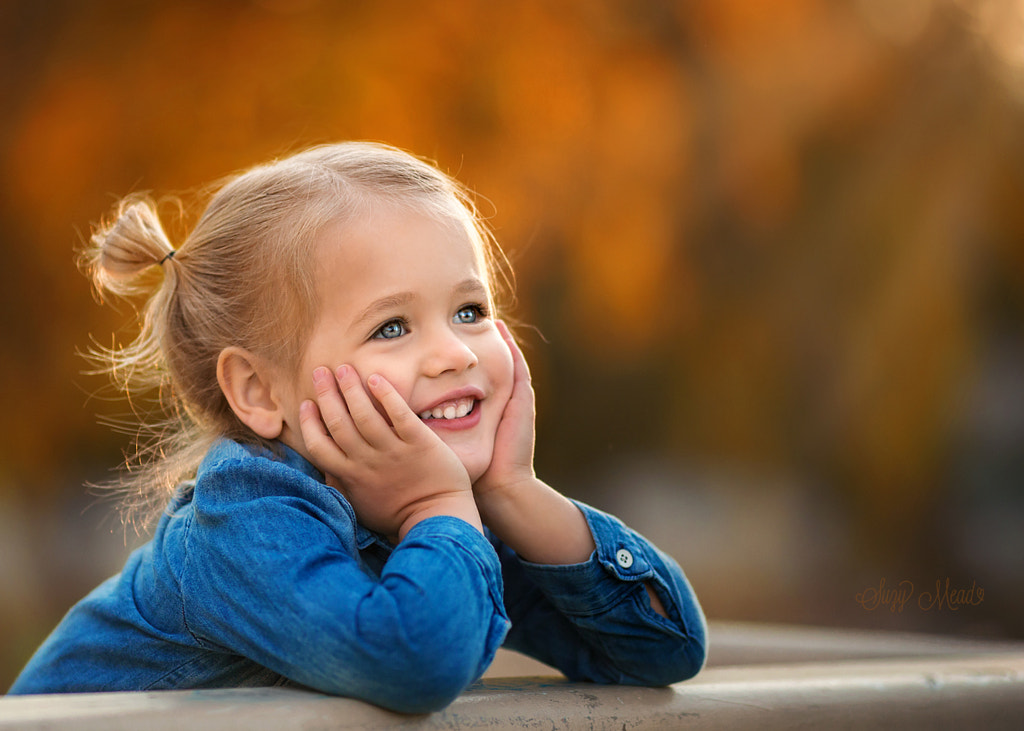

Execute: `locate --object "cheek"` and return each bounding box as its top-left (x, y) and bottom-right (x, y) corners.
top-left (489, 339), bottom-right (515, 403)
top-left (354, 358), bottom-right (414, 399)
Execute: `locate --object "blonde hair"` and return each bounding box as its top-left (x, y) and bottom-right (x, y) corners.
top-left (84, 141), bottom-right (509, 525)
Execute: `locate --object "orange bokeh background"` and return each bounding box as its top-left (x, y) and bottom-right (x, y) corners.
top-left (2, 0), bottom-right (1023, 689)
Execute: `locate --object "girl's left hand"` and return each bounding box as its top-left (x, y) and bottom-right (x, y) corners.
top-left (474, 321), bottom-right (537, 497)
top-left (472, 321), bottom-right (597, 567)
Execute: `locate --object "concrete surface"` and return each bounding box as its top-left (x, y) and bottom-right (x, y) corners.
top-left (3, 622), bottom-right (1022, 729)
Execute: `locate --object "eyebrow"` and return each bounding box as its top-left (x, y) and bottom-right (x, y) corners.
top-left (351, 292), bottom-right (416, 333)
top-left (351, 278), bottom-right (489, 332)
top-left (453, 277), bottom-right (489, 299)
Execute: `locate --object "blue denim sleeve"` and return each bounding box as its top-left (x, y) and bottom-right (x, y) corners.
top-left (180, 457), bottom-right (509, 714)
top-left (498, 500), bottom-right (706, 686)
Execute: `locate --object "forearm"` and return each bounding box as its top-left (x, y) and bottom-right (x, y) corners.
top-left (495, 500), bottom-right (707, 685)
top-left (192, 512), bottom-right (508, 712)
top-left (475, 477), bottom-right (595, 565)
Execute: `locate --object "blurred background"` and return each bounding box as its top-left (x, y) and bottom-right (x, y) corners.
top-left (2, 0), bottom-right (1023, 690)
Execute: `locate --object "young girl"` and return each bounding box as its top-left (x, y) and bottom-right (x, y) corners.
top-left (8, 142), bottom-right (706, 712)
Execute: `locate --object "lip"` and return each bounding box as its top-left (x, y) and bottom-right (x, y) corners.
top-left (416, 386), bottom-right (485, 415)
top-left (416, 386), bottom-right (485, 432)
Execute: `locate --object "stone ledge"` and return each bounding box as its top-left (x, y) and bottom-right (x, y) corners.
top-left (5, 623), bottom-right (1023, 729)
top-left (3, 653), bottom-right (1023, 730)
top-left (483, 619), bottom-right (1024, 677)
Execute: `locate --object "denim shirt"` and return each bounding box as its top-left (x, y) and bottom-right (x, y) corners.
top-left (9, 439), bottom-right (706, 712)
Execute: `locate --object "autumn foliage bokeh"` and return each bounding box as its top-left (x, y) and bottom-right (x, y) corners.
top-left (2, 0), bottom-right (1024, 689)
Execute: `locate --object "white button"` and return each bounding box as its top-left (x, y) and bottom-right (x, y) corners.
top-left (616, 548), bottom-right (634, 569)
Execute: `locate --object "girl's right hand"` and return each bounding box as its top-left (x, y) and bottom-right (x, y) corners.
top-left (298, 364), bottom-right (481, 540)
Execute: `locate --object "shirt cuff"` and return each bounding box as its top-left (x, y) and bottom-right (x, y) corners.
top-left (514, 500), bottom-right (656, 617)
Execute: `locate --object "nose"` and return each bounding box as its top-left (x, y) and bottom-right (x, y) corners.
top-left (421, 326), bottom-right (478, 378)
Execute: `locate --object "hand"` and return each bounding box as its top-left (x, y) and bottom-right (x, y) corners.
top-left (474, 321), bottom-right (537, 499)
top-left (472, 323), bottom-right (597, 565)
top-left (298, 364), bottom-right (479, 540)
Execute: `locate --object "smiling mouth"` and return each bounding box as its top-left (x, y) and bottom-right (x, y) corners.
top-left (418, 397), bottom-right (477, 421)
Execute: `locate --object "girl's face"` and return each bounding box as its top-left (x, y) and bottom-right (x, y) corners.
top-left (279, 205), bottom-right (514, 483)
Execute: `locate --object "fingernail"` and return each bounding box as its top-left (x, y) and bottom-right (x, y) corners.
top-left (367, 374), bottom-right (380, 387)
top-left (312, 367), bottom-right (329, 383)
top-left (336, 364), bottom-right (349, 379)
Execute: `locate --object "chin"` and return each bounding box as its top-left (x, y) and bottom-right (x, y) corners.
top-left (455, 450), bottom-right (493, 484)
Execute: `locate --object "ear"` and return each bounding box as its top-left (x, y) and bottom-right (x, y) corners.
top-left (217, 347), bottom-right (286, 440)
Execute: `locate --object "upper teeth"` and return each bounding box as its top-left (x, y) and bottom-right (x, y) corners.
top-left (419, 397), bottom-right (474, 420)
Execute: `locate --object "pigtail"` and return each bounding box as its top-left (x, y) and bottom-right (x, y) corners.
top-left (82, 196), bottom-right (181, 395)
top-left (84, 197), bottom-right (177, 298)
top-left (82, 196), bottom-right (207, 529)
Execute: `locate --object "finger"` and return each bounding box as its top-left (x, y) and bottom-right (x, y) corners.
top-left (335, 365), bottom-right (394, 448)
top-left (311, 366), bottom-right (359, 446)
top-left (298, 399), bottom-right (351, 476)
top-left (366, 373), bottom-right (429, 443)
top-left (496, 320), bottom-right (532, 387)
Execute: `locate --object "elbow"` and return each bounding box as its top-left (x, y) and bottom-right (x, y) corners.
top-left (296, 631), bottom-right (490, 713)
top-left (615, 626), bottom-right (708, 687)
top-left (375, 606), bottom-right (507, 713)
top-left (623, 638), bottom-right (706, 687)
top-left (311, 649), bottom-right (478, 714)
top-left (653, 601), bottom-right (709, 685)
top-left (671, 633), bottom-right (708, 683)
top-left (654, 616), bottom-right (708, 685)
top-left (657, 628), bottom-right (708, 685)
top-left (314, 569), bottom-right (508, 712)
top-left (372, 645), bottom-right (484, 714)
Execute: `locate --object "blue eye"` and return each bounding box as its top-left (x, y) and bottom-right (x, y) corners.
top-left (454, 304), bottom-right (487, 324)
top-left (373, 319), bottom-right (407, 340)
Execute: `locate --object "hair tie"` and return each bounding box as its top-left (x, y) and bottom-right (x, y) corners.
top-left (159, 249), bottom-right (177, 266)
